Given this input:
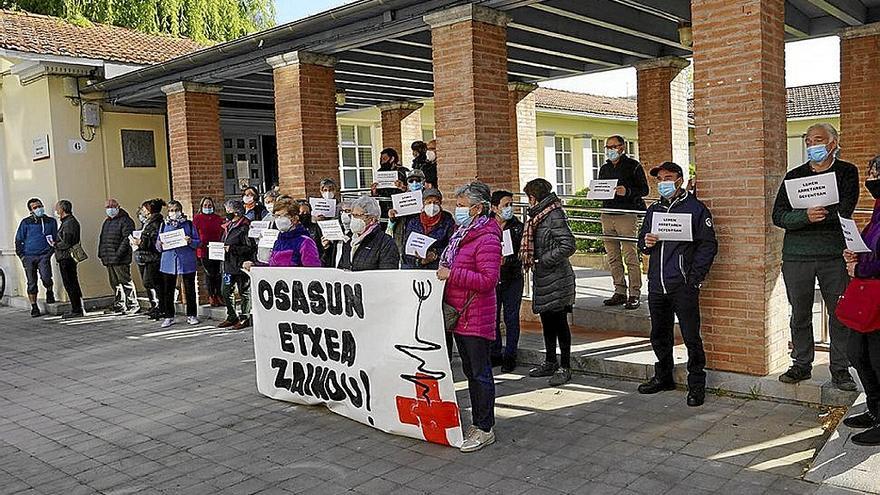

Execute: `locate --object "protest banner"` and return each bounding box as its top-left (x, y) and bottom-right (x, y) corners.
top-left (405, 232), bottom-right (436, 258)
top-left (392, 190), bottom-right (423, 216)
top-left (249, 220), bottom-right (270, 238)
top-left (208, 242), bottom-right (225, 261)
top-left (159, 229), bottom-right (187, 249)
top-left (651, 213), bottom-right (693, 241)
top-left (586, 179), bottom-right (618, 200)
top-left (784, 172), bottom-right (839, 209)
top-left (251, 268), bottom-right (463, 447)
top-left (839, 215), bottom-right (872, 253)
top-left (318, 220), bottom-right (346, 241)
top-left (310, 197), bottom-right (337, 218)
top-left (375, 171), bottom-right (399, 189)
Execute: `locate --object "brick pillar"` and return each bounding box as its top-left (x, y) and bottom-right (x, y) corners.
top-left (268, 51), bottom-right (339, 198)
top-left (161, 82), bottom-right (224, 217)
top-left (379, 102), bottom-right (424, 154)
top-left (425, 5), bottom-right (514, 191)
top-left (692, 0), bottom-right (788, 375)
top-left (510, 82), bottom-right (538, 193)
top-left (635, 57), bottom-right (690, 193)
top-left (840, 23), bottom-right (880, 216)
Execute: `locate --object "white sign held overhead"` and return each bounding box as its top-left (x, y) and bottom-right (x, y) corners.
top-left (839, 215), bottom-right (872, 253)
top-left (586, 179), bottom-right (618, 200)
top-left (651, 213), bottom-right (693, 242)
top-left (208, 242), bottom-right (226, 261)
top-left (309, 197), bottom-right (337, 218)
top-left (785, 172), bottom-right (840, 209)
top-left (391, 190), bottom-right (423, 217)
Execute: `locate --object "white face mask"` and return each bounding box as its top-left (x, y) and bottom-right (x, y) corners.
top-left (321, 191), bottom-right (335, 200)
top-left (243, 195), bottom-right (255, 205)
top-left (168, 211), bottom-right (182, 220)
top-left (340, 212), bottom-right (352, 230)
top-left (424, 203), bottom-right (440, 217)
top-left (350, 217), bottom-right (367, 235)
top-left (426, 150), bottom-right (436, 162)
top-left (274, 216), bottom-right (293, 232)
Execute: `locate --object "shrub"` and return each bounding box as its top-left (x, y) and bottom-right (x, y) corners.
top-left (566, 188), bottom-right (605, 253)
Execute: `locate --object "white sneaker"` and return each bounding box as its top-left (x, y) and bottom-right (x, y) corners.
top-left (186, 316), bottom-right (200, 325)
top-left (459, 427), bottom-right (495, 453)
top-left (160, 318), bottom-right (175, 328)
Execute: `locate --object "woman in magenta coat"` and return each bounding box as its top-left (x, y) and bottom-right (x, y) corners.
top-left (438, 181), bottom-right (502, 453)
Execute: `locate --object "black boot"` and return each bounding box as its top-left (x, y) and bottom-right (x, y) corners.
top-left (46, 290), bottom-right (55, 304)
top-left (30, 304), bottom-right (41, 317)
top-left (843, 410), bottom-right (879, 429)
top-left (852, 425), bottom-right (880, 446)
top-left (638, 376), bottom-right (676, 394)
top-left (687, 386), bottom-right (706, 407)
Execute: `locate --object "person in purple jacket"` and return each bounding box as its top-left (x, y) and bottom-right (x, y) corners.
top-left (245, 198), bottom-right (321, 269)
top-left (842, 156), bottom-right (880, 447)
top-left (156, 200), bottom-right (201, 328)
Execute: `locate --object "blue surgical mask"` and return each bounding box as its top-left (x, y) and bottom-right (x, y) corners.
top-left (500, 206), bottom-right (514, 221)
top-left (33, 207), bottom-right (45, 218)
top-left (202, 207), bottom-right (214, 215)
top-left (606, 149), bottom-right (621, 162)
top-left (106, 207), bottom-right (119, 218)
top-left (409, 182), bottom-right (424, 192)
top-left (806, 144), bottom-right (830, 163)
top-left (658, 181), bottom-right (678, 199)
top-left (454, 206), bottom-right (473, 227)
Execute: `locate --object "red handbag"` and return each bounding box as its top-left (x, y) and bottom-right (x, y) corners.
top-left (836, 278), bottom-right (880, 333)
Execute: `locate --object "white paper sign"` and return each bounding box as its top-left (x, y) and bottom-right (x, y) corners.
top-left (159, 229), bottom-right (188, 250)
top-left (310, 197), bottom-right (337, 218)
top-left (785, 172), bottom-right (840, 209)
top-left (130, 230), bottom-right (143, 247)
top-left (376, 170), bottom-right (399, 189)
top-left (208, 242), bottom-right (226, 261)
top-left (392, 190), bottom-right (423, 217)
top-left (502, 229), bottom-right (514, 256)
top-left (259, 229), bottom-right (280, 249)
top-left (651, 213), bottom-right (693, 242)
top-left (839, 215), bottom-right (872, 253)
top-left (68, 139), bottom-right (87, 154)
top-left (252, 268), bottom-right (463, 447)
top-left (32, 135), bottom-right (50, 161)
top-left (586, 179), bottom-right (618, 200)
top-left (405, 232), bottom-right (437, 258)
top-left (249, 220), bottom-right (270, 238)
top-left (318, 220), bottom-right (346, 241)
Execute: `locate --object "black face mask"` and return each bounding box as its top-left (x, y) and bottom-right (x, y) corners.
top-left (299, 214), bottom-right (312, 225)
top-left (226, 213), bottom-right (235, 221)
top-left (867, 180), bottom-right (880, 200)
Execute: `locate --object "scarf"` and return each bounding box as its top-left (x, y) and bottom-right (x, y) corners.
top-left (350, 221), bottom-right (379, 260)
top-left (419, 211), bottom-right (442, 233)
top-left (440, 215), bottom-right (491, 268)
top-left (166, 214), bottom-right (188, 229)
top-left (520, 199), bottom-right (563, 271)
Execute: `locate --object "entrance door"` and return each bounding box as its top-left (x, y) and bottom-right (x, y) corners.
top-left (223, 135), bottom-right (264, 200)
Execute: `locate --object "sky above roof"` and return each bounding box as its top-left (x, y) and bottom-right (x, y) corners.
top-left (276, 1), bottom-right (840, 98)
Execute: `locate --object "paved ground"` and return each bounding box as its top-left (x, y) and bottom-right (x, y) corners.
top-left (0, 306), bottom-right (869, 495)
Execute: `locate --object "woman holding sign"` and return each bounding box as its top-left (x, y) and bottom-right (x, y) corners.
top-left (156, 200), bottom-right (201, 328)
top-left (402, 188), bottom-right (454, 270)
top-left (438, 181), bottom-right (502, 453)
top-left (132, 199), bottom-right (165, 320)
top-left (193, 197), bottom-right (225, 307)
top-left (336, 196), bottom-right (399, 271)
top-left (244, 199), bottom-right (321, 268)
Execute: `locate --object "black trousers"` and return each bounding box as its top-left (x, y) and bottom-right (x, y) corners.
top-left (159, 272), bottom-right (197, 318)
top-left (540, 309), bottom-right (572, 368)
top-left (454, 334), bottom-right (495, 432)
top-left (200, 258), bottom-right (222, 297)
top-left (57, 258), bottom-right (83, 314)
top-left (848, 331), bottom-right (880, 416)
top-left (138, 262), bottom-right (161, 307)
top-left (648, 286), bottom-right (706, 388)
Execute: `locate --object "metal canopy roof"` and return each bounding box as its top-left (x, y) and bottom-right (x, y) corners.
top-left (86, 0), bottom-right (880, 121)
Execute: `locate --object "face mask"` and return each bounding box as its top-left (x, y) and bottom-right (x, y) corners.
top-left (299, 213), bottom-right (312, 224)
top-left (106, 207), bottom-right (119, 218)
top-left (322, 191), bottom-right (334, 200)
top-left (500, 206), bottom-right (514, 221)
top-left (139, 213), bottom-right (147, 223)
top-left (243, 195), bottom-right (255, 205)
top-left (275, 216), bottom-right (293, 232)
top-left (202, 207), bottom-right (214, 215)
top-left (409, 182), bottom-right (424, 192)
top-left (867, 179), bottom-right (880, 200)
top-left (424, 204), bottom-right (440, 217)
top-left (454, 206), bottom-right (473, 227)
top-left (350, 217), bottom-right (367, 235)
top-left (168, 211), bottom-right (182, 221)
top-left (606, 149), bottom-right (621, 162)
top-left (33, 207), bottom-right (45, 218)
top-left (426, 150), bottom-right (436, 162)
top-left (807, 144), bottom-right (830, 163)
top-left (264, 202), bottom-right (274, 211)
top-left (658, 181), bottom-right (678, 199)
top-left (226, 212), bottom-right (235, 221)
top-left (341, 212), bottom-right (352, 230)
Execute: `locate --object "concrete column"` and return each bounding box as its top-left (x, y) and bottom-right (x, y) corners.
top-left (692, 0), bottom-right (788, 376)
top-left (378, 102), bottom-right (424, 155)
top-left (537, 131), bottom-right (556, 186)
top-left (840, 23), bottom-right (880, 213)
top-left (268, 51), bottom-right (339, 198)
top-left (573, 134), bottom-right (594, 183)
top-left (161, 82), bottom-right (224, 217)
top-left (425, 5), bottom-right (513, 191)
top-left (510, 82), bottom-right (538, 193)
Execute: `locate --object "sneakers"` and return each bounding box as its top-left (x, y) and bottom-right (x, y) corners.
top-left (529, 361), bottom-right (559, 378)
top-left (638, 376), bottom-right (676, 394)
top-left (233, 317), bottom-right (252, 330)
top-left (147, 307), bottom-right (161, 321)
top-left (501, 355), bottom-right (517, 373)
top-left (603, 293), bottom-right (627, 306)
top-left (844, 410), bottom-right (879, 429)
top-left (30, 305), bottom-right (41, 318)
top-left (160, 318), bottom-right (175, 328)
top-left (549, 368), bottom-right (572, 387)
top-left (831, 370), bottom-right (858, 392)
top-left (778, 366), bottom-right (811, 384)
top-left (186, 316), bottom-right (200, 325)
top-left (125, 305), bottom-right (141, 316)
top-left (460, 427), bottom-right (495, 453)
top-left (687, 386), bottom-right (706, 407)
top-left (45, 291), bottom-right (56, 304)
top-left (852, 425), bottom-right (880, 446)
top-left (217, 318), bottom-right (239, 328)
top-left (624, 296), bottom-right (641, 310)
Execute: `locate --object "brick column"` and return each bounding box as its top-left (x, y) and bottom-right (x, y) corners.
top-left (425, 5), bottom-right (514, 191)
top-left (379, 102), bottom-right (424, 154)
top-left (634, 57), bottom-right (690, 192)
top-left (840, 23), bottom-right (880, 215)
top-left (268, 51), bottom-right (339, 198)
top-left (510, 82), bottom-right (538, 193)
top-left (161, 82), bottom-right (224, 217)
top-left (692, 0), bottom-right (788, 375)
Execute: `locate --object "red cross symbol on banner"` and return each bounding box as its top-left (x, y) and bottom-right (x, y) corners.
top-left (396, 374), bottom-right (460, 446)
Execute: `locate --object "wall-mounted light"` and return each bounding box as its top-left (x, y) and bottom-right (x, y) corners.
top-left (335, 90), bottom-right (346, 106)
top-left (678, 22), bottom-right (693, 48)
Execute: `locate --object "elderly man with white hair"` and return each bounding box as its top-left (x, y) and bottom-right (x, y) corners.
top-left (336, 195), bottom-right (399, 271)
top-left (772, 122), bottom-right (860, 390)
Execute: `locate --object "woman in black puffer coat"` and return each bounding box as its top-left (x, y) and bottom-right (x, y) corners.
top-left (133, 199), bottom-right (165, 320)
top-left (520, 179), bottom-right (576, 387)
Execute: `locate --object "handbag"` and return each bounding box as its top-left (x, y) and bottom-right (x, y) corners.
top-left (443, 292), bottom-right (477, 332)
top-left (835, 278), bottom-right (880, 333)
top-left (70, 243), bottom-right (89, 264)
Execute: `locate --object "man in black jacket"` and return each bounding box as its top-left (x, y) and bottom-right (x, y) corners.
top-left (637, 162), bottom-right (718, 407)
top-left (598, 136), bottom-right (649, 310)
top-left (98, 198), bottom-right (138, 314)
top-left (490, 190), bottom-right (524, 372)
top-left (53, 200), bottom-right (84, 318)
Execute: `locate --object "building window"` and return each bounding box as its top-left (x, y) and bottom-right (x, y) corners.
top-left (121, 130), bottom-right (156, 168)
top-left (339, 125), bottom-right (374, 190)
top-left (554, 136), bottom-right (573, 196)
top-left (422, 128), bottom-right (435, 142)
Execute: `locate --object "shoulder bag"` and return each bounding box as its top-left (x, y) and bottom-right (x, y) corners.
top-left (443, 292), bottom-right (477, 332)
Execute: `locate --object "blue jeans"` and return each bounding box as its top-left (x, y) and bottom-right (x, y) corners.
top-left (492, 277), bottom-right (524, 359)
top-left (21, 253), bottom-right (53, 295)
top-left (454, 334), bottom-right (495, 432)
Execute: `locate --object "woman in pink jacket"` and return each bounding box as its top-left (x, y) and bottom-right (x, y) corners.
top-left (438, 181), bottom-right (502, 453)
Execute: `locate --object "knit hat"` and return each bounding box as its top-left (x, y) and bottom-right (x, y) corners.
top-left (407, 169), bottom-right (426, 182)
top-left (423, 188), bottom-right (443, 201)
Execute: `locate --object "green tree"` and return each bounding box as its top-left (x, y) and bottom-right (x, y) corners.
top-left (1, 0), bottom-right (275, 43)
